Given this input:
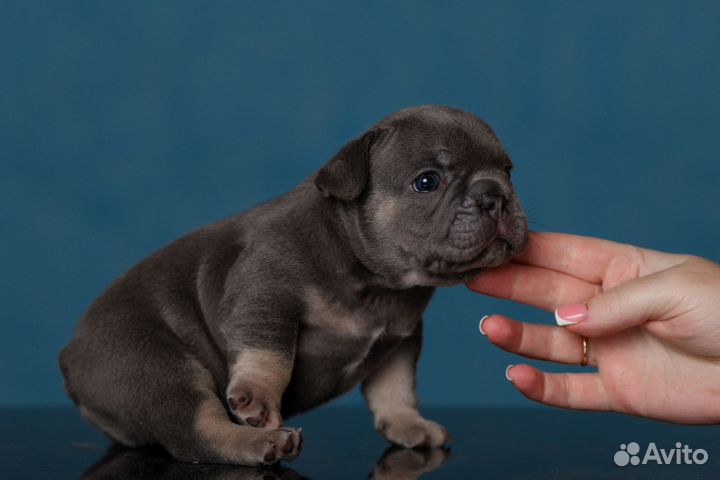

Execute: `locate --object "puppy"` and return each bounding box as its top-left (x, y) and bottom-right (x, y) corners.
top-left (60, 105), bottom-right (528, 465)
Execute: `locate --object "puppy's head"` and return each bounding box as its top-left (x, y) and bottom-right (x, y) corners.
top-left (316, 105), bottom-right (528, 287)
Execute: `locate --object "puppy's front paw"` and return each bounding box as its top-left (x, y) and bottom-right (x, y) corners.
top-left (257, 427), bottom-right (303, 465)
top-left (376, 412), bottom-right (450, 448)
top-left (226, 381), bottom-right (281, 429)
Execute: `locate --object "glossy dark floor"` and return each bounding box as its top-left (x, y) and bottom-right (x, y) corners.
top-left (1, 407), bottom-right (719, 479)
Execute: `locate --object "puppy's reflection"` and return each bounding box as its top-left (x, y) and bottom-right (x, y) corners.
top-left (82, 444), bottom-right (306, 480)
top-left (370, 446), bottom-right (450, 480)
top-left (82, 443), bottom-right (449, 480)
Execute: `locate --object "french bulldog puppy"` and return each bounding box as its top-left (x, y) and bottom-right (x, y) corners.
top-left (60, 105), bottom-right (528, 466)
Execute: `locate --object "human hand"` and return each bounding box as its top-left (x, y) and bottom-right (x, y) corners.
top-left (467, 232), bottom-right (720, 424)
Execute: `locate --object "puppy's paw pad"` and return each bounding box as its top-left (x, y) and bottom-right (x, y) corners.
top-left (226, 382), bottom-right (279, 429)
top-left (260, 427), bottom-right (303, 464)
top-left (227, 389), bottom-right (252, 410)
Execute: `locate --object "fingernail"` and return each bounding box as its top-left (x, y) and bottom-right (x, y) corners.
top-left (478, 315), bottom-right (489, 335)
top-left (554, 303), bottom-right (588, 326)
top-left (505, 364), bottom-right (514, 383)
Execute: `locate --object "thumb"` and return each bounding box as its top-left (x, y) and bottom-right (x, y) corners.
top-left (555, 273), bottom-right (671, 337)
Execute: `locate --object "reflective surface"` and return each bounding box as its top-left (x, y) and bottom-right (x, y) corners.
top-left (1, 407), bottom-right (719, 479)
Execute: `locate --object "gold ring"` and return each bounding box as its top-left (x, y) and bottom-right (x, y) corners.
top-left (581, 337), bottom-right (589, 366)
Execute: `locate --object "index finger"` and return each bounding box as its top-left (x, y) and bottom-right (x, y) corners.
top-left (514, 232), bottom-right (639, 284)
top-left (467, 261), bottom-right (600, 310)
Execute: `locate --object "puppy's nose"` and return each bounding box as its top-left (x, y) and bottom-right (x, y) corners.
top-left (468, 178), bottom-right (506, 220)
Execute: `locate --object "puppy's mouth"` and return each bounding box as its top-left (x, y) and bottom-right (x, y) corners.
top-left (423, 237), bottom-right (512, 282)
top-left (418, 211), bottom-right (529, 285)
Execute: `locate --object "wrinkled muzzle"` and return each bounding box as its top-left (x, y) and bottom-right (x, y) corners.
top-left (427, 177), bottom-right (527, 276)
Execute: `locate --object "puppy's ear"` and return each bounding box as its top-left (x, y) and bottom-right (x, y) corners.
top-left (315, 129), bottom-right (384, 201)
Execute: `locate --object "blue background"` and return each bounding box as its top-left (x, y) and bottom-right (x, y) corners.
top-left (2, 1), bottom-right (720, 408)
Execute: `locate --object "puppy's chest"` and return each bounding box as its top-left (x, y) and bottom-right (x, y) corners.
top-left (298, 287), bottom-right (422, 363)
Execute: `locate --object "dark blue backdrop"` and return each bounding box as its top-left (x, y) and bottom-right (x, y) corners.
top-left (2, 1), bottom-right (720, 408)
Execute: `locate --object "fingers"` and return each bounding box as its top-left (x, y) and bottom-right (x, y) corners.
top-left (467, 263), bottom-right (601, 311)
top-left (506, 364), bottom-right (612, 411)
top-left (513, 232), bottom-right (641, 283)
top-left (466, 232), bottom-right (687, 312)
top-left (481, 315), bottom-right (596, 366)
top-left (562, 270), bottom-right (681, 337)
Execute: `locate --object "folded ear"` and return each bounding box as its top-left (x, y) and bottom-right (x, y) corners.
top-left (315, 129), bottom-right (384, 201)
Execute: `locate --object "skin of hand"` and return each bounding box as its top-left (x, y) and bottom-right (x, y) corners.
top-left (466, 232), bottom-right (720, 424)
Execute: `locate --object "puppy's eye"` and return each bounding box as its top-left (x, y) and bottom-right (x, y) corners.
top-left (412, 172), bottom-right (441, 193)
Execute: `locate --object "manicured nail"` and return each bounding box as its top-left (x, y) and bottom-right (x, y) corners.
top-left (478, 315), bottom-right (489, 335)
top-left (505, 364), bottom-right (514, 383)
top-left (554, 303), bottom-right (588, 326)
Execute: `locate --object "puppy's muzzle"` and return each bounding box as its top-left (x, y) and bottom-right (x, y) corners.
top-left (461, 178), bottom-right (509, 220)
top-left (467, 178), bottom-right (507, 220)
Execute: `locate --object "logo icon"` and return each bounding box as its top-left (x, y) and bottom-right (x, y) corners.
top-left (614, 442), bottom-right (641, 466)
top-left (614, 441), bottom-right (708, 466)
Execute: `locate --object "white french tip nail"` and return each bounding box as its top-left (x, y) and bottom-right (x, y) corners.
top-left (478, 315), bottom-right (489, 335)
top-left (554, 310), bottom-right (578, 326)
top-left (505, 364), bottom-right (515, 383)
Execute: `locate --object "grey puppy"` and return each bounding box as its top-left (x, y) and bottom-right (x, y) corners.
top-left (60, 105), bottom-right (528, 466)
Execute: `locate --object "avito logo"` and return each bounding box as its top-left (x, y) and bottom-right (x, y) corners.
top-left (614, 442), bottom-right (708, 466)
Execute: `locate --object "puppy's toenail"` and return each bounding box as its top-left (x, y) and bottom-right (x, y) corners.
top-left (264, 450), bottom-right (276, 463)
top-left (246, 416), bottom-right (261, 427)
